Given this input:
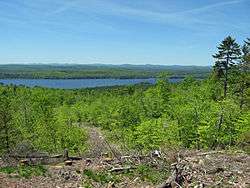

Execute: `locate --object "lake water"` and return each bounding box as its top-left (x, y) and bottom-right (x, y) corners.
top-left (0, 78), bottom-right (182, 89)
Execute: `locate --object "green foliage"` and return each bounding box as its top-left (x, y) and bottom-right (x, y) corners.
top-left (0, 87), bottom-right (21, 153)
top-left (235, 112), bottom-right (250, 145)
top-left (0, 166), bottom-right (16, 174)
top-left (0, 165), bottom-right (47, 178)
top-left (18, 165), bottom-right (47, 178)
top-left (0, 86), bottom-right (88, 155)
top-left (135, 164), bottom-right (169, 184)
top-left (82, 165), bottom-right (168, 185)
top-left (0, 38), bottom-right (249, 155)
top-left (0, 64), bottom-right (210, 79)
top-left (127, 119), bottom-right (170, 151)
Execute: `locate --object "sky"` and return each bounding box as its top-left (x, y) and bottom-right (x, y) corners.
top-left (0, 0), bottom-right (249, 65)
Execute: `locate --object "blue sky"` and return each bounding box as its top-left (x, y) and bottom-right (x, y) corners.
top-left (0, 0), bottom-right (249, 65)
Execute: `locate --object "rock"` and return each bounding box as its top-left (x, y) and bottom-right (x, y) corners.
top-left (152, 150), bottom-right (161, 158)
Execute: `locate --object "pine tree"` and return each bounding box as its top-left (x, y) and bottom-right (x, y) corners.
top-left (241, 39), bottom-right (250, 73)
top-left (245, 38), bottom-right (250, 46)
top-left (237, 39), bottom-right (250, 109)
top-left (213, 36), bottom-right (241, 98)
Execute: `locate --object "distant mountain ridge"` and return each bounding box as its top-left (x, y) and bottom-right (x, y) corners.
top-left (0, 64), bottom-right (211, 79)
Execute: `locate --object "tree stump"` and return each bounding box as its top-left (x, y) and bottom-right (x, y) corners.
top-left (64, 149), bottom-right (69, 160)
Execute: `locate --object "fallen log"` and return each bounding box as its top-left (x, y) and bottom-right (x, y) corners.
top-left (158, 164), bottom-right (184, 188)
top-left (69, 156), bottom-right (82, 160)
top-left (8, 154), bottom-right (49, 158)
top-left (7, 154), bottom-right (80, 161)
top-left (50, 154), bottom-right (63, 158)
top-left (109, 166), bottom-right (134, 173)
top-left (158, 154), bottom-right (185, 188)
top-left (196, 151), bottom-right (224, 156)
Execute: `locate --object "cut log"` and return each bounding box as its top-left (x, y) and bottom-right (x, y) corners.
top-left (69, 156), bottom-right (82, 160)
top-left (64, 149), bottom-right (69, 160)
top-left (64, 160), bottom-right (73, 166)
top-left (51, 154), bottom-right (63, 158)
top-left (9, 154), bottom-right (49, 158)
top-left (196, 151), bottom-right (224, 156)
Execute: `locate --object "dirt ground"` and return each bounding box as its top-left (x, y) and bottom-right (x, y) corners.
top-left (0, 127), bottom-right (249, 188)
top-left (0, 150), bottom-right (249, 188)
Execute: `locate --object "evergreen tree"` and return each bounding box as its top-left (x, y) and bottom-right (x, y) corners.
top-left (245, 38), bottom-right (250, 46)
top-left (242, 38), bottom-right (250, 68)
top-left (237, 39), bottom-right (250, 109)
top-left (213, 36), bottom-right (241, 98)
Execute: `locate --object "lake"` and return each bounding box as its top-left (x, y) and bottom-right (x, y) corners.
top-left (0, 78), bottom-right (182, 89)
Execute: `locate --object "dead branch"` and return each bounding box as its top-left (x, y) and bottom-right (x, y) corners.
top-left (109, 166), bottom-right (134, 172)
top-left (196, 151), bottom-right (224, 156)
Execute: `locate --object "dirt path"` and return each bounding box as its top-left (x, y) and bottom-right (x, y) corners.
top-left (83, 126), bottom-right (121, 158)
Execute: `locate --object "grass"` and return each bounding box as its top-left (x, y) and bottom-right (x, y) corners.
top-left (136, 164), bottom-right (169, 184)
top-left (83, 169), bottom-right (120, 184)
top-left (82, 164), bottom-right (169, 186)
top-left (122, 164), bottom-right (170, 184)
top-left (0, 165), bottom-right (47, 179)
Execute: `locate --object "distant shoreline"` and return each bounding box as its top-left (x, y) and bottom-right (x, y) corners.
top-left (0, 76), bottom-right (206, 79)
top-left (0, 64), bottom-right (210, 80)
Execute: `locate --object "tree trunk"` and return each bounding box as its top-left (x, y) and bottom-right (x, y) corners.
top-left (223, 78), bottom-right (227, 98)
top-left (3, 115), bottom-right (10, 152)
top-left (240, 86), bottom-right (244, 109)
top-left (224, 57), bottom-right (229, 98)
top-left (5, 128), bottom-right (10, 152)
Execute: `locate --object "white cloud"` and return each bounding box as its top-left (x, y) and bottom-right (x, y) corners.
top-left (48, 0), bottom-right (245, 25)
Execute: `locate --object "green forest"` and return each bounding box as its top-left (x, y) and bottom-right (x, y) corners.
top-left (0, 36), bottom-right (249, 187)
top-left (0, 36), bottom-right (249, 155)
top-left (0, 64), bottom-right (210, 79)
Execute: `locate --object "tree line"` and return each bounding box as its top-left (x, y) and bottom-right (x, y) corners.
top-left (0, 64), bottom-right (210, 79)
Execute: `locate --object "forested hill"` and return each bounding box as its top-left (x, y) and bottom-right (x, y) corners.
top-left (0, 64), bottom-right (211, 79)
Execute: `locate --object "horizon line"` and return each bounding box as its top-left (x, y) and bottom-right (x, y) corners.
top-left (0, 63), bottom-right (211, 67)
